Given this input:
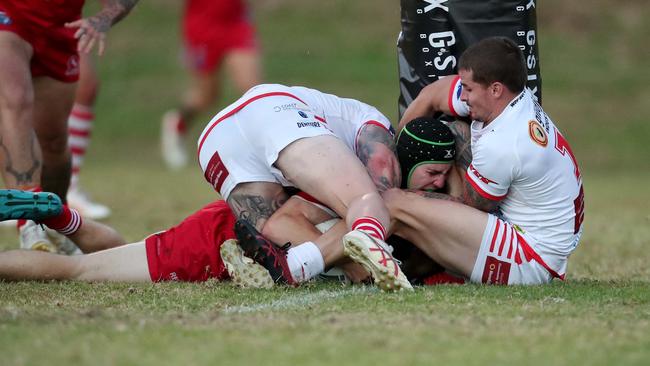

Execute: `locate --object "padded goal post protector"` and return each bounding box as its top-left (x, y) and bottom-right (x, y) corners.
top-left (397, 0), bottom-right (542, 118)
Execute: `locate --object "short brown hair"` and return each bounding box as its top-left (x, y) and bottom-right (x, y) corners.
top-left (458, 37), bottom-right (527, 93)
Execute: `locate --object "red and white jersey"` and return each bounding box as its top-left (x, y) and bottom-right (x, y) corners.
top-left (449, 77), bottom-right (585, 275)
top-left (198, 83), bottom-right (392, 155)
top-left (251, 84), bottom-right (391, 149)
top-left (197, 84), bottom-right (392, 199)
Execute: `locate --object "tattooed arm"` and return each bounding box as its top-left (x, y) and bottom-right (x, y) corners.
top-left (448, 120), bottom-right (472, 172)
top-left (460, 179), bottom-right (500, 213)
top-left (356, 123), bottom-right (401, 191)
top-left (226, 183), bottom-right (289, 231)
top-left (65, 0), bottom-right (140, 55)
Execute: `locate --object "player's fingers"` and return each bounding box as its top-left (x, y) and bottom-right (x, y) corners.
top-left (97, 38), bottom-right (106, 56)
top-left (64, 20), bottom-right (82, 28)
top-left (77, 35), bottom-right (89, 53)
top-left (83, 36), bottom-right (97, 55)
top-left (74, 27), bottom-right (87, 39)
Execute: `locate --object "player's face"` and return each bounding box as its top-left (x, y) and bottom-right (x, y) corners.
top-left (408, 163), bottom-right (452, 191)
top-left (459, 69), bottom-right (494, 123)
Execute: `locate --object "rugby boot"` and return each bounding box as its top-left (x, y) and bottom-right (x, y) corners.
top-left (47, 228), bottom-right (83, 255)
top-left (0, 190), bottom-right (62, 221)
top-left (220, 239), bottom-right (274, 289)
top-left (19, 220), bottom-right (57, 253)
top-left (234, 219), bottom-right (296, 286)
top-left (343, 230), bottom-right (413, 292)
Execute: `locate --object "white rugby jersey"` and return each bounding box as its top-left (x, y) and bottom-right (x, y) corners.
top-left (198, 84), bottom-right (392, 154)
top-left (448, 76), bottom-right (584, 272)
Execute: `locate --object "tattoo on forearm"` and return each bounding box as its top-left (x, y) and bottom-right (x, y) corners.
top-left (0, 136), bottom-right (40, 186)
top-left (227, 194), bottom-right (287, 229)
top-left (449, 121), bottom-right (472, 171)
top-left (356, 124), bottom-right (401, 190)
top-left (461, 179), bottom-right (499, 213)
top-left (95, 0), bottom-right (139, 29)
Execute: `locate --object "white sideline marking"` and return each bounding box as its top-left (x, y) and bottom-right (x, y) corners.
top-left (223, 287), bottom-right (373, 314)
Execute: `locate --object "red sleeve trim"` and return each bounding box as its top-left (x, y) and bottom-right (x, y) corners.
top-left (353, 120), bottom-right (390, 153)
top-left (465, 170), bottom-right (506, 201)
top-left (447, 75), bottom-right (461, 117)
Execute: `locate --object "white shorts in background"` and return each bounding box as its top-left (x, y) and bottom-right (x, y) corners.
top-left (470, 214), bottom-right (566, 285)
top-left (198, 90), bottom-right (335, 200)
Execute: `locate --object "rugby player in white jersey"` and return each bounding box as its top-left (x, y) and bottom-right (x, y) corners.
top-left (197, 84), bottom-right (412, 291)
top-left (385, 37), bottom-right (585, 284)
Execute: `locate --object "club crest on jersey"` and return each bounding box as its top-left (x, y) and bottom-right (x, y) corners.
top-left (528, 120), bottom-right (548, 147)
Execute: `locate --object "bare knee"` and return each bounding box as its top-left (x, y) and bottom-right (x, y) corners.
top-left (0, 86), bottom-right (34, 120)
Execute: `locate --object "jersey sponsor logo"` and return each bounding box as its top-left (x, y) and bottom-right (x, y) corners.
top-left (296, 121), bottom-right (321, 128)
top-left (481, 256), bottom-right (511, 284)
top-left (204, 151), bottom-right (229, 193)
top-left (0, 11), bottom-right (12, 25)
top-left (298, 111), bottom-right (308, 118)
top-left (273, 103), bottom-right (299, 112)
top-left (528, 120), bottom-right (548, 147)
top-left (469, 163), bottom-right (497, 185)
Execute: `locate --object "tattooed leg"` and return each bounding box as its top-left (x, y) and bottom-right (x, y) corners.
top-left (0, 134), bottom-right (42, 189)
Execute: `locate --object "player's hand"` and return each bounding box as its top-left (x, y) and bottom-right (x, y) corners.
top-left (65, 15), bottom-right (110, 56)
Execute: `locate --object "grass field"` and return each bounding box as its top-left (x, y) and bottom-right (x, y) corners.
top-left (1, 1), bottom-right (650, 365)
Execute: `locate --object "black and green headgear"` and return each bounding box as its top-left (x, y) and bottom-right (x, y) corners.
top-left (396, 117), bottom-right (456, 188)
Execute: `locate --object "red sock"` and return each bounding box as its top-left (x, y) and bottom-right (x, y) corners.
top-left (177, 117), bottom-right (187, 134)
top-left (351, 216), bottom-right (386, 241)
top-left (17, 186), bottom-right (42, 230)
top-left (41, 205), bottom-right (82, 236)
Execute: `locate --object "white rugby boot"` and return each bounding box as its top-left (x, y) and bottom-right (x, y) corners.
top-left (67, 187), bottom-right (111, 220)
top-left (220, 239), bottom-right (274, 289)
top-left (19, 220), bottom-right (57, 253)
top-left (161, 110), bottom-right (188, 170)
top-left (343, 230), bottom-right (413, 292)
top-left (47, 229), bottom-right (82, 255)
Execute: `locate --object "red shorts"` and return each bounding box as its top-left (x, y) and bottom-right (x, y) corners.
top-left (145, 200), bottom-right (236, 282)
top-left (182, 0), bottom-right (257, 73)
top-left (0, 1), bottom-right (82, 82)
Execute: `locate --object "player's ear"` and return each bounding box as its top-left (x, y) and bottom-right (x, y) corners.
top-left (490, 82), bottom-right (504, 98)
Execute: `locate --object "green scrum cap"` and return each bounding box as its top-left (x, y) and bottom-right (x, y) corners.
top-left (396, 117), bottom-right (456, 188)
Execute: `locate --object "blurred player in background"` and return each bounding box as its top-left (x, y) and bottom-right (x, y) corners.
top-left (397, 0), bottom-right (542, 119)
top-left (66, 53), bottom-right (111, 220)
top-left (0, 0), bottom-right (138, 252)
top-left (161, 0), bottom-right (262, 169)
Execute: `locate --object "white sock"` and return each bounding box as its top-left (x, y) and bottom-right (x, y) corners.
top-left (286, 241), bottom-right (325, 283)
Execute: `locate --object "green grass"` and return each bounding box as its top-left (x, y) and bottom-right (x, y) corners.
top-left (1, 0), bottom-right (650, 365)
